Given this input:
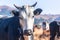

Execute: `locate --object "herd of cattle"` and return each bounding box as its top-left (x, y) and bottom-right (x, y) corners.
top-left (24, 21), bottom-right (60, 40)
top-left (0, 2), bottom-right (60, 40)
top-left (33, 21), bottom-right (60, 40)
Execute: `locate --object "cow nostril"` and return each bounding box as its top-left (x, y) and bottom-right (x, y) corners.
top-left (32, 16), bottom-right (34, 18)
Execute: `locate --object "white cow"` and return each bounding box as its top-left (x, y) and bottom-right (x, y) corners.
top-left (14, 2), bottom-right (42, 40)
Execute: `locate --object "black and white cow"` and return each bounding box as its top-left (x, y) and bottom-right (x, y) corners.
top-left (0, 2), bottom-right (42, 40)
top-left (0, 10), bottom-right (24, 40)
top-left (49, 21), bottom-right (60, 40)
top-left (14, 2), bottom-right (42, 40)
top-left (57, 21), bottom-right (60, 39)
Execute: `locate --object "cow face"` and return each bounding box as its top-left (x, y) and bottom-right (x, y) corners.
top-left (14, 2), bottom-right (37, 32)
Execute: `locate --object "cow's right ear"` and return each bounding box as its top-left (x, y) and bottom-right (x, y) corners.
top-left (33, 8), bottom-right (42, 15)
top-left (11, 10), bottom-right (19, 16)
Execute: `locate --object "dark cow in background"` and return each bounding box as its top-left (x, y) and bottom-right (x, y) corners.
top-left (57, 21), bottom-right (60, 39)
top-left (49, 21), bottom-right (60, 40)
top-left (0, 10), bottom-right (24, 40)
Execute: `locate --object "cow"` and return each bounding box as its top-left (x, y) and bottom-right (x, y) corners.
top-left (49, 21), bottom-right (59, 40)
top-left (42, 22), bottom-right (50, 40)
top-left (0, 2), bottom-right (43, 40)
top-left (56, 21), bottom-right (60, 39)
top-left (0, 10), bottom-right (24, 40)
top-left (14, 2), bottom-right (42, 40)
top-left (33, 21), bottom-right (50, 40)
top-left (33, 24), bottom-right (43, 40)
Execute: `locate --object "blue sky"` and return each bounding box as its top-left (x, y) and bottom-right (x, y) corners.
top-left (0, 0), bottom-right (60, 15)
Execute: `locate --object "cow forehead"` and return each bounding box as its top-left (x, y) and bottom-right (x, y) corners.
top-left (24, 5), bottom-right (29, 7)
top-left (24, 5), bottom-right (34, 10)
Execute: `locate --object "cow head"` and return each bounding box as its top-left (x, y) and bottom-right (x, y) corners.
top-left (13, 2), bottom-right (43, 36)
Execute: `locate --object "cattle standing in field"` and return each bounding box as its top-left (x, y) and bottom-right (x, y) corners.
top-left (0, 2), bottom-right (43, 40)
top-left (41, 22), bottom-right (50, 40)
top-left (49, 21), bottom-right (60, 40)
top-left (33, 21), bottom-right (50, 40)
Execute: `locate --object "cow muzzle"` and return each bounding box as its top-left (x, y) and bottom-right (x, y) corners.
top-left (24, 29), bottom-right (33, 36)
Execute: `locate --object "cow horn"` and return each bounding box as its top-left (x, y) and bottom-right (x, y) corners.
top-left (14, 4), bottom-right (21, 9)
top-left (31, 2), bottom-right (37, 7)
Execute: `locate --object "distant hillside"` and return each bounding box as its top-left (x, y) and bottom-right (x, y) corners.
top-left (0, 6), bottom-right (14, 10)
top-left (0, 6), bottom-right (15, 16)
top-left (34, 14), bottom-right (60, 24)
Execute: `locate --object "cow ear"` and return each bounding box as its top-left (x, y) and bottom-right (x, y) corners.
top-left (34, 8), bottom-right (42, 15)
top-left (11, 10), bottom-right (19, 16)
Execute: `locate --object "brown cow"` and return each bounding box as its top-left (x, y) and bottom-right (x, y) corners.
top-left (33, 22), bottom-right (50, 40)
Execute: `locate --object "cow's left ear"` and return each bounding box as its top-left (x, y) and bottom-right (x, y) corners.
top-left (33, 8), bottom-right (42, 15)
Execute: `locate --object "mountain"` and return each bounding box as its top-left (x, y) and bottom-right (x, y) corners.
top-left (54, 17), bottom-right (60, 21)
top-left (0, 6), bottom-right (15, 16)
top-left (0, 6), bottom-right (14, 11)
top-left (34, 14), bottom-right (60, 24)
